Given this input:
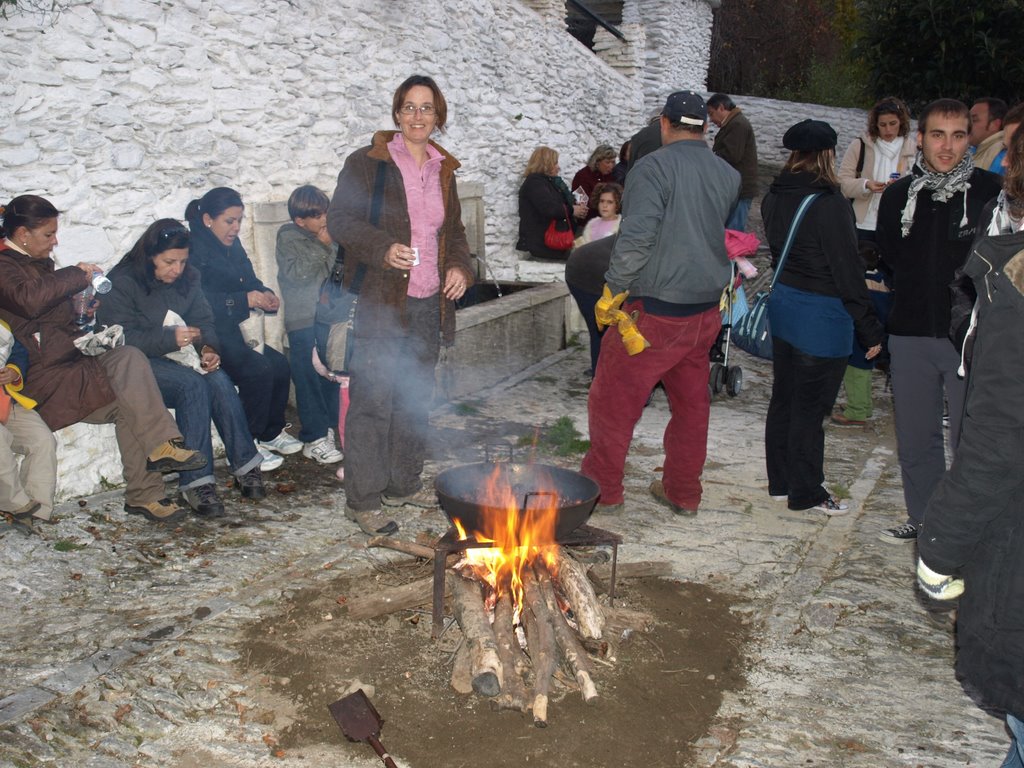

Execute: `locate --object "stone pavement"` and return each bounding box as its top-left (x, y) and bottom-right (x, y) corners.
top-left (0, 344), bottom-right (1009, 767)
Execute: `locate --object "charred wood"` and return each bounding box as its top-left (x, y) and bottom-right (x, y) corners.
top-left (447, 572), bottom-right (501, 698)
top-left (522, 567), bottom-right (558, 727)
top-left (555, 547), bottom-right (605, 639)
top-left (536, 566), bottom-right (598, 704)
top-left (491, 592), bottom-right (529, 713)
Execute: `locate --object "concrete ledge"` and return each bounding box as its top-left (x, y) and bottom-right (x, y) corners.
top-left (440, 282), bottom-right (570, 400)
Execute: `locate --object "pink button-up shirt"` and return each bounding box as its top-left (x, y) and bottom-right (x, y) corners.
top-left (388, 134), bottom-right (445, 298)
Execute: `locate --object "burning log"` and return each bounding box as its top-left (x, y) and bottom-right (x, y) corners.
top-left (491, 591), bottom-right (529, 713)
top-left (556, 547), bottom-right (605, 639)
top-left (447, 571), bottom-right (501, 698)
top-left (536, 565), bottom-right (598, 704)
top-left (522, 566), bottom-right (558, 727)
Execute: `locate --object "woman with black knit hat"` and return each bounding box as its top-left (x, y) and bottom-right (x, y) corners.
top-left (761, 119), bottom-right (884, 514)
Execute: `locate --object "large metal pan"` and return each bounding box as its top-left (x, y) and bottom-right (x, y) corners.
top-left (434, 461), bottom-right (598, 540)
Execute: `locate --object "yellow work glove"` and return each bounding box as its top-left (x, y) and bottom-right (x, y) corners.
top-left (916, 558), bottom-right (964, 601)
top-left (616, 309), bottom-right (650, 356)
top-left (595, 284), bottom-right (628, 330)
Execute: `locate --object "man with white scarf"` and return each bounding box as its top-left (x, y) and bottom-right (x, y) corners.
top-left (875, 98), bottom-right (1002, 543)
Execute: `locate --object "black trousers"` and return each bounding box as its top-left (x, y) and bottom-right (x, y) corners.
top-left (765, 336), bottom-right (847, 510)
top-left (220, 343), bottom-right (291, 443)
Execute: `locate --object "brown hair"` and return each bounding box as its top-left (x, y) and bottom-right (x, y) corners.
top-left (917, 98), bottom-right (970, 134)
top-left (867, 97), bottom-right (911, 140)
top-left (524, 146), bottom-right (559, 177)
top-left (783, 149), bottom-right (839, 186)
top-left (1004, 127), bottom-right (1024, 216)
top-left (1, 194), bottom-right (59, 239)
top-left (586, 145), bottom-right (616, 171)
top-left (391, 74), bottom-right (448, 133)
top-left (592, 182), bottom-right (623, 214)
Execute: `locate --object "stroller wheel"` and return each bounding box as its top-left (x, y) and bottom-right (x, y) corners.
top-left (726, 366), bottom-right (743, 397)
top-left (710, 362), bottom-right (726, 394)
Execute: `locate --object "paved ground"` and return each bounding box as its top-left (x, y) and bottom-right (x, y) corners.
top-left (0, 343), bottom-right (1009, 767)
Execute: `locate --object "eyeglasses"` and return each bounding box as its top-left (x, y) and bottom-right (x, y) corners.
top-left (400, 104), bottom-right (435, 116)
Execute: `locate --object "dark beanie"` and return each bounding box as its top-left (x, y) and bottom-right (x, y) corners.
top-left (782, 119), bottom-right (838, 151)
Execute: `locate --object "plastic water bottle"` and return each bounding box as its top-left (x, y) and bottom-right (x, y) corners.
top-left (91, 271), bottom-right (112, 294)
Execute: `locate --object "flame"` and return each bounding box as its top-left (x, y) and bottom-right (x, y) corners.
top-left (453, 464), bottom-right (560, 611)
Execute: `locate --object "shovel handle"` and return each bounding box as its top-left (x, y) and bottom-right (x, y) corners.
top-left (367, 735), bottom-right (398, 768)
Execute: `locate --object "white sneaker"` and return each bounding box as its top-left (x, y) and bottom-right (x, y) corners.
top-left (257, 444), bottom-right (284, 472)
top-left (258, 427), bottom-right (303, 456)
top-left (303, 435), bottom-right (343, 465)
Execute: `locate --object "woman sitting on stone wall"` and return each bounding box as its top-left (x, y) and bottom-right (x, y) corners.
top-left (97, 219), bottom-right (267, 518)
top-left (571, 144), bottom-right (618, 221)
top-left (0, 195), bottom-right (207, 524)
top-left (517, 146), bottom-right (587, 261)
top-left (184, 187), bottom-right (300, 470)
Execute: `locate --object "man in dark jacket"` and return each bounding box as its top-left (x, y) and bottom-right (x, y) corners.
top-left (708, 93), bottom-right (759, 231)
top-left (916, 229), bottom-right (1024, 766)
top-left (875, 98), bottom-right (1003, 543)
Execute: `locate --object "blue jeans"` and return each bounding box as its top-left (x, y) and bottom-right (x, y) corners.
top-left (287, 326), bottom-right (339, 443)
top-left (1002, 714), bottom-right (1024, 768)
top-left (149, 358), bottom-right (261, 489)
top-left (726, 197), bottom-right (753, 231)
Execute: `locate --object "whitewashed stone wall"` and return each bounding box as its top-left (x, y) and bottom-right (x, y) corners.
top-left (0, 0), bottom-right (651, 501)
top-left (708, 94), bottom-right (890, 170)
top-left (638, 0), bottom-right (717, 115)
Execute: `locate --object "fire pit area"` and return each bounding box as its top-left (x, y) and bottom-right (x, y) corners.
top-left (237, 452), bottom-right (751, 765)
top-left (430, 457), bottom-right (621, 725)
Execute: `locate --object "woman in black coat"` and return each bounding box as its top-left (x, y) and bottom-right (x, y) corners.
top-left (99, 219), bottom-right (266, 517)
top-left (761, 120), bottom-right (883, 514)
top-left (517, 146), bottom-right (587, 261)
top-left (185, 187), bottom-right (300, 466)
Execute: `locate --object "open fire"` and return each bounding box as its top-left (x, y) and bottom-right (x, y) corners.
top-left (442, 463), bottom-right (606, 726)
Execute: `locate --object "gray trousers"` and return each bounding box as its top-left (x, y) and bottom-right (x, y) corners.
top-left (889, 335), bottom-right (966, 525)
top-left (344, 296), bottom-right (440, 511)
top-left (0, 403), bottom-right (57, 519)
top-left (83, 346), bottom-right (181, 506)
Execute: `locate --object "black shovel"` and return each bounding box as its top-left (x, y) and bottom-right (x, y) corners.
top-left (327, 689), bottom-right (399, 768)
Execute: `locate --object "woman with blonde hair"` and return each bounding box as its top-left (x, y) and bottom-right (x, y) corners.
top-left (762, 120), bottom-right (883, 514)
top-left (517, 146), bottom-right (587, 261)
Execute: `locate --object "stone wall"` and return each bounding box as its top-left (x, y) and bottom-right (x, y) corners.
top-left (0, 0), bottom-right (650, 501)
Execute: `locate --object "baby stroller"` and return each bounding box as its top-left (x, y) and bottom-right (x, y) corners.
top-left (709, 230), bottom-right (760, 398)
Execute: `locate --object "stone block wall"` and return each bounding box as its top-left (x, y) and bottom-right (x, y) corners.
top-left (0, 0), bottom-right (645, 502)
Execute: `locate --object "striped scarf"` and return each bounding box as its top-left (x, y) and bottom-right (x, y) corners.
top-left (900, 150), bottom-right (974, 237)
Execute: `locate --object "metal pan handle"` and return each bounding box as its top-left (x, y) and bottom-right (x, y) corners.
top-left (484, 442), bottom-right (515, 463)
top-left (522, 490), bottom-right (558, 511)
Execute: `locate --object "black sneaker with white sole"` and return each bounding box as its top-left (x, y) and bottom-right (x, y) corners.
top-left (878, 522), bottom-right (918, 543)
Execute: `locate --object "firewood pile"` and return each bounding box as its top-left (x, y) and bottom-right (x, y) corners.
top-left (347, 535), bottom-right (669, 727)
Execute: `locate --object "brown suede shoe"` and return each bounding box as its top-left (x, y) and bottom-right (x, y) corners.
top-left (649, 479), bottom-right (697, 517)
top-left (345, 506), bottom-right (399, 535)
top-left (125, 497), bottom-right (188, 524)
top-left (146, 438), bottom-right (207, 474)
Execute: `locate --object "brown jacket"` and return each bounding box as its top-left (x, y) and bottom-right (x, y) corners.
top-left (0, 247), bottom-right (116, 429)
top-left (326, 130), bottom-right (474, 344)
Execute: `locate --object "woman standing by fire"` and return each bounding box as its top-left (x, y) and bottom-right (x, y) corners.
top-left (327, 74), bottom-right (474, 536)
